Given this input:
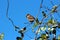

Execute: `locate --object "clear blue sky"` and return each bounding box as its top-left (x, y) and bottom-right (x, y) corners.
top-left (0, 0), bottom-right (60, 40)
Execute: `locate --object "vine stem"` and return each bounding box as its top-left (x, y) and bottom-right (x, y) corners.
top-left (36, 0), bottom-right (43, 18)
top-left (6, 0), bottom-right (20, 31)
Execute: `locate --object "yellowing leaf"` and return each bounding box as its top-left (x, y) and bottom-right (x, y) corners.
top-left (48, 18), bottom-right (56, 26)
top-left (58, 35), bottom-right (60, 40)
top-left (48, 27), bottom-right (51, 31)
top-left (41, 34), bottom-right (47, 39)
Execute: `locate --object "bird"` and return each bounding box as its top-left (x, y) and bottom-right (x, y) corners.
top-left (26, 14), bottom-right (35, 23)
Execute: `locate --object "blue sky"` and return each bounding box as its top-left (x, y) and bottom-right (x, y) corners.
top-left (0, 0), bottom-right (60, 40)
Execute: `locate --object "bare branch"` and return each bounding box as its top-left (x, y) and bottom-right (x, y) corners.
top-left (6, 0), bottom-right (20, 31)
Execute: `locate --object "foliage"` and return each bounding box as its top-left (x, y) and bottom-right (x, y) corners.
top-left (0, 33), bottom-right (4, 40)
top-left (5, 0), bottom-right (60, 40)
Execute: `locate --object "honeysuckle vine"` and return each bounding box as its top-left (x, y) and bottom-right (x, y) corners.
top-left (5, 0), bottom-right (60, 40)
top-left (6, 0), bottom-right (20, 31)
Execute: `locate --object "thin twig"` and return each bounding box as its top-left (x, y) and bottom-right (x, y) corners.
top-left (6, 0), bottom-right (20, 31)
top-left (50, 0), bottom-right (54, 6)
top-left (36, 0), bottom-right (44, 18)
top-left (40, 0), bottom-right (43, 8)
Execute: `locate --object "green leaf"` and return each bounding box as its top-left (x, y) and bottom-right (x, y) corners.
top-left (0, 33), bottom-right (4, 40)
top-left (57, 22), bottom-right (60, 28)
top-left (35, 18), bottom-right (39, 24)
top-left (39, 38), bottom-right (42, 40)
top-left (32, 18), bottom-right (39, 29)
top-left (32, 22), bottom-right (38, 29)
top-left (48, 27), bottom-right (51, 31)
top-left (40, 27), bottom-right (46, 31)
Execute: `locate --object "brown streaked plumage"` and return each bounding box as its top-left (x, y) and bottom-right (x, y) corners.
top-left (26, 14), bottom-right (35, 22)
